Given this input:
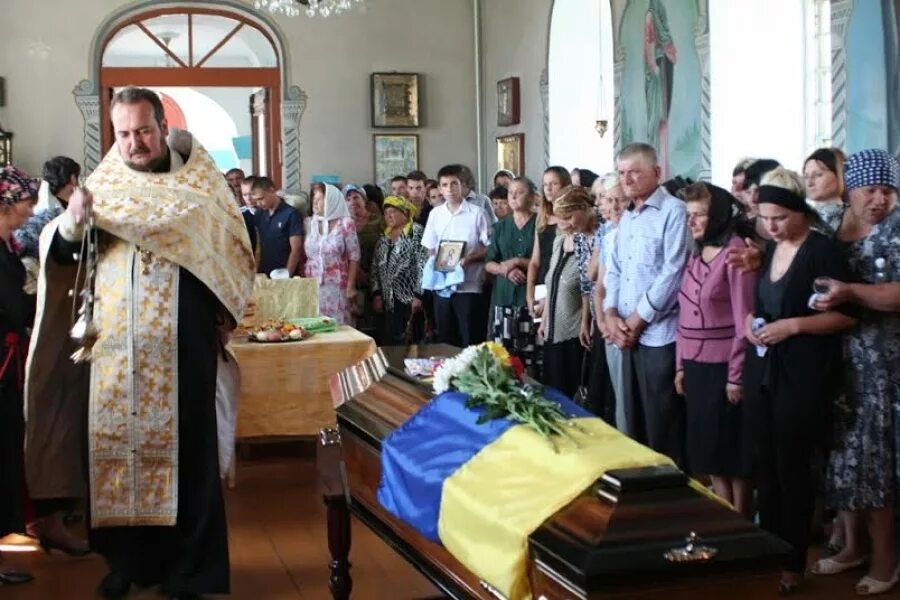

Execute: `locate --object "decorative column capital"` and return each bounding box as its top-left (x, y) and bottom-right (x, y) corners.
top-left (281, 85), bottom-right (308, 194)
top-left (73, 79), bottom-right (102, 174)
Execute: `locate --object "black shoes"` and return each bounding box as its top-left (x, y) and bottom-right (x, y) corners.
top-left (98, 572), bottom-right (131, 599)
top-left (0, 569), bottom-right (34, 585)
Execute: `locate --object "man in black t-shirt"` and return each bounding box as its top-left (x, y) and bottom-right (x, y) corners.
top-left (252, 177), bottom-right (304, 276)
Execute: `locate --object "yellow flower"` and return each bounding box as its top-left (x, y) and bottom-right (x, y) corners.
top-left (481, 341), bottom-right (511, 366)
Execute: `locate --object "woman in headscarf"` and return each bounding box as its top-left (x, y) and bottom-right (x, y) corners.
top-left (674, 182), bottom-right (757, 518)
top-left (812, 150), bottom-right (900, 596)
top-left (0, 166), bottom-right (39, 586)
top-left (370, 196), bottom-right (428, 345)
top-left (742, 167), bottom-right (858, 594)
top-left (304, 184), bottom-right (361, 325)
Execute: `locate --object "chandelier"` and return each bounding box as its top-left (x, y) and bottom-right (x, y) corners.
top-left (253, 0), bottom-right (366, 18)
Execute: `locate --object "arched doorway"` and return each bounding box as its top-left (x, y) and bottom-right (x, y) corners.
top-left (74, 0), bottom-right (308, 192)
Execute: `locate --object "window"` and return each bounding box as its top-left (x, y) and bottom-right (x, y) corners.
top-left (103, 12), bottom-right (277, 68)
top-left (548, 0), bottom-right (615, 174)
top-left (710, 0), bottom-right (812, 184)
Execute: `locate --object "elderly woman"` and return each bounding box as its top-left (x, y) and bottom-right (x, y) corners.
top-left (345, 184), bottom-right (383, 331)
top-left (592, 176), bottom-right (630, 429)
top-left (538, 186), bottom-right (594, 397)
top-left (742, 167), bottom-right (857, 594)
top-left (370, 196), bottom-right (428, 345)
top-left (811, 150), bottom-right (900, 596)
top-left (0, 166), bottom-right (38, 586)
top-left (674, 183), bottom-right (756, 517)
top-left (305, 184), bottom-right (361, 325)
top-left (804, 147), bottom-right (846, 234)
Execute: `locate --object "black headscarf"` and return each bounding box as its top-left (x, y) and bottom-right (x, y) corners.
top-left (697, 183), bottom-right (753, 248)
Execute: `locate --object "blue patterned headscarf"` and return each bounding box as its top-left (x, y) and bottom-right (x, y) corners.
top-left (0, 165), bottom-right (40, 206)
top-left (844, 149), bottom-right (900, 192)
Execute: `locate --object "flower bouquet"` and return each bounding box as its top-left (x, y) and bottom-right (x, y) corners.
top-left (433, 342), bottom-right (581, 449)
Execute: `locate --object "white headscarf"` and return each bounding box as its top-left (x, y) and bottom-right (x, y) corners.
top-left (313, 183), bottom-right (352, 236)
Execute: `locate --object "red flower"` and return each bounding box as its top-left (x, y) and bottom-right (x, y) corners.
top-left (509, 356), bottom-right (525, 380)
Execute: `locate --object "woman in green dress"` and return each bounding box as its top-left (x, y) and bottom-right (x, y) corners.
top-left (486, 178), bottom-right (538, 366)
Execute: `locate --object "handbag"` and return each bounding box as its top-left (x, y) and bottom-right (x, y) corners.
top-left (571, 349), bottom-right (591, 407)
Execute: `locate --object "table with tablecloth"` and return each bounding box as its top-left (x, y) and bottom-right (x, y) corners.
top-left (229, 326), bottom-right (377, 438)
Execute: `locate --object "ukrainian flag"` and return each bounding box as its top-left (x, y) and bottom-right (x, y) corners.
top-left (377, 390), bottom-right (674, 600)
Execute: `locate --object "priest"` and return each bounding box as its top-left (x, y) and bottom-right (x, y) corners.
top-left (25, 87), bottom-right (255, 600)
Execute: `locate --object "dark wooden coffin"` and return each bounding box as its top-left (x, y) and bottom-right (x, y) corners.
top-left (317, 345), bottom-right (790, 600)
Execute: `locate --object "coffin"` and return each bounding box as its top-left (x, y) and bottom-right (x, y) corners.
top-left (317, 345), bottom-right (790, 600)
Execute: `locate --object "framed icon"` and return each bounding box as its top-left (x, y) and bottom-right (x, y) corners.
top-left (371, 72), bottom-right (420, 128)
top-left (435, 240), bottom-right (466, 273)
top-left (496, 133), bottom-right (524, 177)
top-left (497, 77), bottom-right (520, 126)
top-left (373, 134), bottom-right (419, 188)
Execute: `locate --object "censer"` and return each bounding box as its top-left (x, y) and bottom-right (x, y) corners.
top-left (69, 197), bottom-right (100, 363)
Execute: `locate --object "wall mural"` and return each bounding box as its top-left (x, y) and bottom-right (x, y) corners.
top-left (612, 0), bottom-right (709, 180)
top-left (836, 0), bottom-right (900, 155)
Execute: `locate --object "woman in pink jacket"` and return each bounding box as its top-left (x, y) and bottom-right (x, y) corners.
top-left (675, 182), bottom-right (757, 518)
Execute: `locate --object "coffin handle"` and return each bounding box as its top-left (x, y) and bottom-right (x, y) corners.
top-left (663, 531), bottom-right (718, 564)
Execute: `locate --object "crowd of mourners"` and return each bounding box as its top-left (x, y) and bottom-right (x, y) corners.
top-left (2, 138), bottom-right (899, 597)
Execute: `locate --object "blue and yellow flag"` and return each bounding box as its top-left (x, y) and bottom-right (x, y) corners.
top-left (377, 391), bottom-right (674, 600)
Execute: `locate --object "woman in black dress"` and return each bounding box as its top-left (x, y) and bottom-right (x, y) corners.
top-left (742, 167), bottom-right (857, 594)
top-left (0, 166), bottom-right (39, 586)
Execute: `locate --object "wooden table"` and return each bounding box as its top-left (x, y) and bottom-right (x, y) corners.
top-left (230, 326), bottom-right (377, 438)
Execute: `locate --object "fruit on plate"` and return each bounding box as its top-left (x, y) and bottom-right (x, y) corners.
top-left (249, 319), bottom-right (309, 342)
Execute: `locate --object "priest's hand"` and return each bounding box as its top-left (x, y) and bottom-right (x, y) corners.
top-left (67, 187), bottom-right (93, 223)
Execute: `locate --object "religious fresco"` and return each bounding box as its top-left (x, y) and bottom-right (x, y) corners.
top-left (841, 0), bottom-right (900, 155)
top-left (613, 0), bottom-right (708, 180)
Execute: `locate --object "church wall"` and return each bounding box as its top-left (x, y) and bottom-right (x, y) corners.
top-left (0, 0), bottom-right (477, 187)
top-left (480, 0), bottom-right (552, 186)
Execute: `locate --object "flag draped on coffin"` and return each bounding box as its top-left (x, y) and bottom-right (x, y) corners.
top-left (377, 390), bottom-right (675, 600)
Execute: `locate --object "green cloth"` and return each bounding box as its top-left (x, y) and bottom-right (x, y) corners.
top-left (486, 213), bottom-right (536, 308)
top-left (287, 316), bottom-right (339, 333)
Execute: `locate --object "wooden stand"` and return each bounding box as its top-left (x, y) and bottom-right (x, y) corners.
top-left (317, 428), bottom-right (352, 600)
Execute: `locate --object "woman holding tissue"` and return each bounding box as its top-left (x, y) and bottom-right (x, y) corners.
top-left (813, 149), bottom-right (900, 596)
top-left (674, 182), bottom-right (756, 518)
top-left (741, 167), bottom-right (857, 595)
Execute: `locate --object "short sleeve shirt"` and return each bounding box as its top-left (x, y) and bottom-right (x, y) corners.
top-left (422, 201), bottom-right (491, 294)
top-left (255, 201), bottom-right (304, 275)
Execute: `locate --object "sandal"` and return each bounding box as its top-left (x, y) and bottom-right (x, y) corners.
top-left (812, 556), bottom-right (867, 575)
top-left (856, 566), bottom-right (900, 596)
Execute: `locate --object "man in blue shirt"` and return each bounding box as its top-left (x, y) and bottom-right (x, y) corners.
top-left (252, 176), bottom-right (304, 276)
top-left (603, 142), bottom-right (689, 467)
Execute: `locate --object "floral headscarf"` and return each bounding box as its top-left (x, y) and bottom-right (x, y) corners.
top-left (0, 165), bottom-right (40, 207)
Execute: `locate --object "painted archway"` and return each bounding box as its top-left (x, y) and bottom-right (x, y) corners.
top-left (74, 0), bottom-right (308, 192)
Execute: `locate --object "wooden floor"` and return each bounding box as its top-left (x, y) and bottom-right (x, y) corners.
top-left (0, 450), bottom-right (881, 599)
